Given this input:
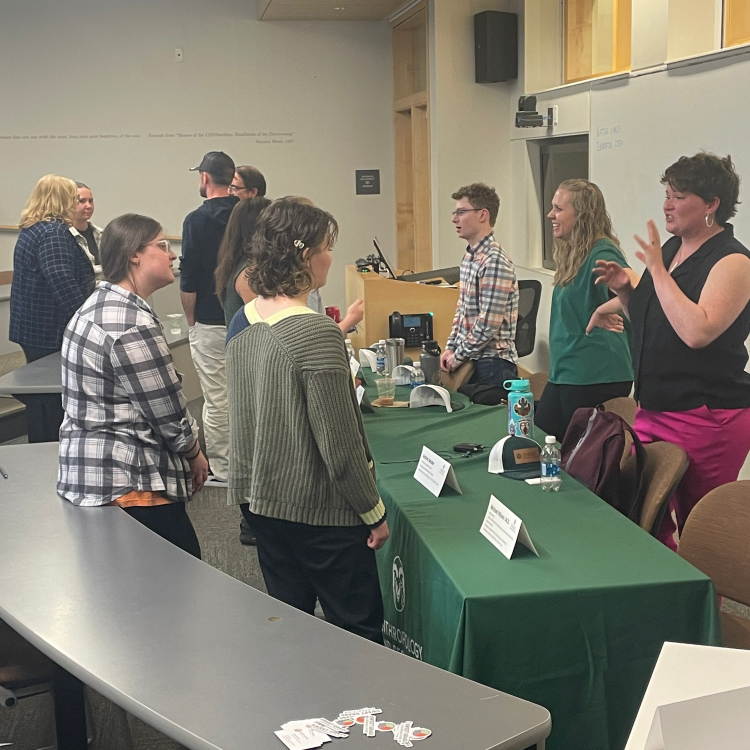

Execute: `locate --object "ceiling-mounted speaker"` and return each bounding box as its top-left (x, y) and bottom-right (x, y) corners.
top-left (475, 11), bottom-right (518, 83)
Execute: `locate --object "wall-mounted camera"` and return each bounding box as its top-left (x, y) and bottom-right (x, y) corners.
top-left (515, 96), bottom-right (555, 128)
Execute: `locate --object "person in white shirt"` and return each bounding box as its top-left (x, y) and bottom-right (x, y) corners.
top-left (70, 182), bottom-right (103, 274)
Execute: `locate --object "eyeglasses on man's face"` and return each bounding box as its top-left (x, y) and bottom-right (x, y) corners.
top-left (228, 184), bottom-right (246, 194)
top-left (451, 208), bottom-right (483, 218)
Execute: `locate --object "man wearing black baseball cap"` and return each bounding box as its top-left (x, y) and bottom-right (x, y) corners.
top-left (180, 151), bottom-right (238, 483)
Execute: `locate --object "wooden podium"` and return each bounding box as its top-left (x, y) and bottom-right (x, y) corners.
top-left (345, 265), bottom-right (459, 356)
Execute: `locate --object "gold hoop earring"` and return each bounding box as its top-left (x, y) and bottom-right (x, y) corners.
top-left (705, 214), bottom-right (714, 228)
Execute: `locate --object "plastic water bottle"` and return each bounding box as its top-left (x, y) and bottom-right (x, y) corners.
top-left (410, 362), bottom-right (425, 390)
top-left (345, 338), bottom-right (355, 362)
top-left (540, 435), bottom-right (562, 492)
top-left (376, 340), bottom-right (387, 375)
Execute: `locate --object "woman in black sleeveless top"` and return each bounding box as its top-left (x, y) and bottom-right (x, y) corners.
top-left (592, 153), bottom-right (750, 549)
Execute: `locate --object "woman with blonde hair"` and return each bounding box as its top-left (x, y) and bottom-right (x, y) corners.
top-left (535, 179), bottom-right (638, 440)
top-left (9, 174), bottom-right (96, 440)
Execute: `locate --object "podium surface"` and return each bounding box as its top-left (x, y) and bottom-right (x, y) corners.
top-left (345, 265), bottom-right (458, 355)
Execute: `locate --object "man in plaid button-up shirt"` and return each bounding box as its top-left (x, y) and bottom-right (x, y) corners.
top-left (440, 183), bottom-right (519, 386)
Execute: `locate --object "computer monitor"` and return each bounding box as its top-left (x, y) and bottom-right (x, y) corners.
top-left (372, 238), bottom-right (397, 279)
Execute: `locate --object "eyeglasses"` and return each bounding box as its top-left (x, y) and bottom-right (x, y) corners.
top-left (228, 184), bottom-right (245, 194)
top-left (152, 239), bottom-right (171, 254)
top-left (451, 208), bottom-right (483, 218)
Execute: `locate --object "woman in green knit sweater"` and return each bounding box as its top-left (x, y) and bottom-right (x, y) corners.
top-left (226, 197), bottom-right (389, 643)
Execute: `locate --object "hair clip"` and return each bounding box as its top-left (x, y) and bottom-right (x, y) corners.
top-left (293, 239), bottom-right (305, 249)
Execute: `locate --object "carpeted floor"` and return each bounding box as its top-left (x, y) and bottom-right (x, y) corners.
top-left (0, 398), bottom-right (265, 750)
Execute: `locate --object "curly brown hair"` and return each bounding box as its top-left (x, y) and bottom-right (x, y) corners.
top-left (247, 197), bottom-right (338, 298)
top-left (662, 152), bottom-right (740, 226)
top-left (451, 183), bottom-right (501, 226)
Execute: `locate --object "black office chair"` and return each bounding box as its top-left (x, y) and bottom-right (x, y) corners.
top-left (516, 280), bottom-right (542, 358)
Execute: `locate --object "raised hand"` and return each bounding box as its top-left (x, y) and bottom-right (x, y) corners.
top-left (634, 220), bottom-right (664, 273)
top-left (592, 259), bottom-right (631, 294)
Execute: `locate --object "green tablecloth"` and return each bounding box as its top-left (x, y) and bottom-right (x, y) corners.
top-left (362, 385), bottom-right (720, 750)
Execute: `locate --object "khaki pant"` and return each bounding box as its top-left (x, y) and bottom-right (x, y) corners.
top-left (188, 322), bottom-right (229, 481)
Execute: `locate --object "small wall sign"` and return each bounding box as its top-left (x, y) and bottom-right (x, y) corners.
top-left (356, 170), bottom-right (380, 195)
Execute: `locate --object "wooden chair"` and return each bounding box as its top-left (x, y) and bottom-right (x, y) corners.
top-left (439, 360), bottom-right (474, 391)
top-left (527, 371), bottom-right (548, 403)
top-left (602, 396), bottom-right (637, 426)
top-left (620, 441), bottom-right (689, 536)
top-left (678, 481), bottom-right (750, 649)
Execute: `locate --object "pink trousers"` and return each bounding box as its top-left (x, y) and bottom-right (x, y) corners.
top-left (634, 405), bottom-right (750, 551)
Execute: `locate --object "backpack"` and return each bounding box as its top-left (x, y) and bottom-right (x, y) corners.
top-left (560, 406), bottom-right (646, 523)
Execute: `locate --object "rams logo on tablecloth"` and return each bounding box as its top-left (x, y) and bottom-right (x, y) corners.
top-left (392, 556), bottom-right (405, 612)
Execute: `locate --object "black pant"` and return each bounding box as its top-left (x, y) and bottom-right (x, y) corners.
top-left (243, 507), bottom-right (383, 643)
top-left (50, 664), bottom-right (87, 750)
top-left (124, 503), bottom-right (202, 559)
top-left (17, 345), bottom-right (65, 443)
top-left (468, 357), bottom-right (518, 387)
top-left (535, 380), bottom-right (633, 441)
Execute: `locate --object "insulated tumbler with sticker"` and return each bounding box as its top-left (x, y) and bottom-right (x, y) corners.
top-left (504, 379), bottom-right (534, 438)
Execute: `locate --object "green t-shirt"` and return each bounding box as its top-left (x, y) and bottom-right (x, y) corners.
top-left (548, 238), bottom-right (634, 385)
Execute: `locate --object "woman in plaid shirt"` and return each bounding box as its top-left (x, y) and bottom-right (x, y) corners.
top-left (58, 214), bottom-right (208, 557)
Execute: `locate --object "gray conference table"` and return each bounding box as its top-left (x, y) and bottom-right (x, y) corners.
top-left (0, 329), bottom-right (190, 398)
top-left (0, 329), bottom-right (189, 442)
top-left (0, 351), bottom-right (62, 396)
top-left (0, 443), bottom-right (551, 750)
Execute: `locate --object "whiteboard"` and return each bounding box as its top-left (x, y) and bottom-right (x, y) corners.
top-left (590, 49), bottom-right (750, 270)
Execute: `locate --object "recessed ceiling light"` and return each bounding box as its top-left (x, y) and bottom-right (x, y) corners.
top-left (334, 6), bottom-right (345, 9)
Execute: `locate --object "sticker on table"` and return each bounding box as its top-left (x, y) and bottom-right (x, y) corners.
top-left (363, 714), bottom-right (377, 737)
top-left (274, 728), bottom-right (328, 749)
top-left (411, 727), bottom-right (432, 740)
top-left (376, 721), bottom-right (397, 732)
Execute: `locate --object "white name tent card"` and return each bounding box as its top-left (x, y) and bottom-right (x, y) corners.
top-left (391, 365), bottom-right (416, 386)
top-left (480, 495), bottom-right (538, 560)
top-left (409, 384), bottom-right (453, 412)
top-left (349, 356), bottom-right (361, 380)
top-left (414, 446), bottom-right (462, 497)
top-left (644, 684), bottom-right (750, 750)
top-left (359, 348), bottom-right (377, 371)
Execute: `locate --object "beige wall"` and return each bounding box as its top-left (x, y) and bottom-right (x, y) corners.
top-left (0, 0), bottom-right (396, 318)
top-left (429, 0), bottom-right (517, 272)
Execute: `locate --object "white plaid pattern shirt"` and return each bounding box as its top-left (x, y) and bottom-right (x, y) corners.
top-left (58, 282), bottom-right (199, 506)
top-left (447, 233), bottom-right (519, 363)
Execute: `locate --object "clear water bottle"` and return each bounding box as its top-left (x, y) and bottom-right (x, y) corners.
top-left (345, 338), bottom-right (355, 362)
top-left (376, 340), bottom-right (387, 375)
top-left (410, 362), bottom-right (425, 390)
top-left (540, 435), bottom-right (562, 492)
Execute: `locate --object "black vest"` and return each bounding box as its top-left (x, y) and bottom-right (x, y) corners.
top-left (629, 224), bottom-right (750, 411)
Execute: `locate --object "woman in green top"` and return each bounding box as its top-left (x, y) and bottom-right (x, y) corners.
top-left (535, 179), bottom-right (639, 440)
top-left (214, 196), bottom-right (271, 326)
